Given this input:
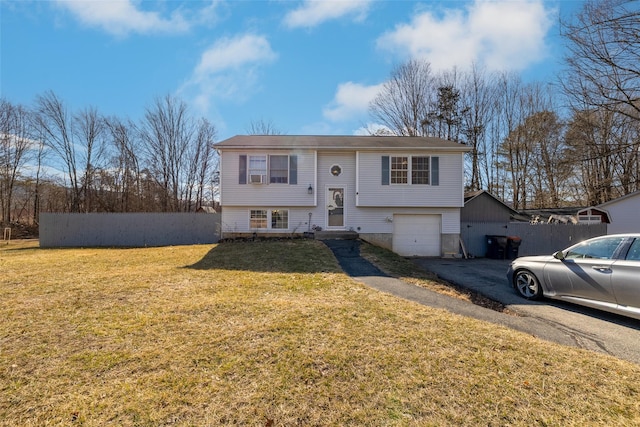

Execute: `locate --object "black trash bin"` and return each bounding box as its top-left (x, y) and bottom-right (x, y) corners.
top-left (506, 236), bottom-right (522, 260)
top-left (486, 235), bottom-right (508, 259)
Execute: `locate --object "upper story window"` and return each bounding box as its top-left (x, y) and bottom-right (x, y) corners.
top-left (383, 155), bottom-right (437, 186)
top-left (239, 155), bottom-right (297, 185)
top-left (391, 156), bottom-right (429, 185)
top-left (269, 155), bottom-right (288, 184)
top-left (249, 155), bottom-right (267, 178)
top-left (411, 156), bottom-right (430, 185)
top-left (391, 156), bottom-right (408, 184)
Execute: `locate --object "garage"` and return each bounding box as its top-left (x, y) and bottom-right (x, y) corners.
top-left (392, 214), bottom-right (441, 256)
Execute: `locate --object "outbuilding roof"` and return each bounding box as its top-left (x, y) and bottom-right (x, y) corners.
top-left (214, 135), bottom-right (471, 152)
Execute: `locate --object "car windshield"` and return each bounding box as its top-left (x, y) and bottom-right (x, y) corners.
top-left (565, 236), bottom-right (626, 260)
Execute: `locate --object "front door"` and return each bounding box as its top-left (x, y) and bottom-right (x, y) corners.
top-left (327, 187), bottom-right (344, 228)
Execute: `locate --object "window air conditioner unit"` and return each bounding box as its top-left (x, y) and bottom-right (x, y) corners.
top-left (249, 174), bottom-right (264, 184)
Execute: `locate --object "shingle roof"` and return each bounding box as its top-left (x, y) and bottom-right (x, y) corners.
top-left (214, 135), bottom-right (471, 152)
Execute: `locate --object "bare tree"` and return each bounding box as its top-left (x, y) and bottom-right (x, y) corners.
top-left (565, 106), bottom-right (639, 205)
top-left (459, 64), bottom-right (496, 191)
top-left (0, 99), bottom-right (33, 223)
top-left (369, 59), bottom-right (435, 136)
top-left (561, 0), bottom-right (640, 120)
top-left (35, 91), bottom-right (105, 212)
top-left (138, 95), bottom-right (194, 211)
top-left (184, 118), bottom-right (217, 211)
top-left (497, 79), bottom-right (561, 209)
top-left (73, 106), bottom-right (106, 212)
top-left (137, 95), bottom-right (220, 212)
top-left (104, 117), bottom-right (142, 212)
top-left (245, 118), bottom-right (285, 135)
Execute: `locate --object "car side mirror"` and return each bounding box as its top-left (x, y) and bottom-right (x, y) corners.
top-left (553, 251), bottom-right (565, 260)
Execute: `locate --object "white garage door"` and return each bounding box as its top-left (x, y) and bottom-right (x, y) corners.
top-left (393, 214), bottom-right (441, 256)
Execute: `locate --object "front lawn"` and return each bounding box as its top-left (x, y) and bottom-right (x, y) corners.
top-left (1, 239), bottom-right (639, 426)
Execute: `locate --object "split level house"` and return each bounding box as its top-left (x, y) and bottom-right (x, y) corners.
top-left (214, 135), bottom-right (471, 257)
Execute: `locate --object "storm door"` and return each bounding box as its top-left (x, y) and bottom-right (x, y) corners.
top-left (326, 187), bottom-right (345, 228)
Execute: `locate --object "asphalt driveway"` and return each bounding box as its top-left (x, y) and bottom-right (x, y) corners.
top-left (413, 257), bottom-right (640, 365)
top-left (323, 239), bottom-right (640, 365)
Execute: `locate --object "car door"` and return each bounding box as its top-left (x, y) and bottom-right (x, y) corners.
top-left (554, 236), bottom-right (626, 304)
top-left (611, 238), bottom-right (640, 310)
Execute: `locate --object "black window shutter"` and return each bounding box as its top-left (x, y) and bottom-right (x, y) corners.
top-left (289, 155), bottom-right (297, 185)
top-left (239, 155), bottom-right (247, 184)
top-left (431, 156), bottom-right (439, 186)
top-left (381, 156), bottom-right (390, 185)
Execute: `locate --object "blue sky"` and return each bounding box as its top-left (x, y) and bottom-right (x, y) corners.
top-left (1, 0), bottom-right (581, 141)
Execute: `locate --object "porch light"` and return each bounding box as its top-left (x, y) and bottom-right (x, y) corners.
top-left (308, 185), bottom-right (313, 195)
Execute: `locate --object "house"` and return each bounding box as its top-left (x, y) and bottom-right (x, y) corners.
top-left (214, 135), bottom-right (471, 257)
top-left (578, 190), bottom-right (640, 233)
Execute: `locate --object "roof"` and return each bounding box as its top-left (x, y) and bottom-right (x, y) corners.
top-left (464, 190), bottom-right (519, 214)
top-left (214, 135), bottom-right (471, 152)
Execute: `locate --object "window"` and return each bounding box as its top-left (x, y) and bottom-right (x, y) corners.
top-left (269, 155), bottom-right (288, 184)
top-left (250, 210), bottom-right (267, 229)
top-left (391, 156), bottom-right (408, 184)
top-left (411, 156), bottom-right (430, 185)
top-left (249, 156), bottom-right (267, 177)
top-left (239, 154), bottom-right (298, 185)
top-left (271, 210), bottom-right (289, 229)
top-left (626, 239), bottom-right (640, 261)
top-left (565, 236), bottom-right (625, 260)
top-left (389, 156), bottom-right (432, 185)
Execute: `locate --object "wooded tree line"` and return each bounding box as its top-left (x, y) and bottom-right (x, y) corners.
top-left (1, 0), bottom-right (637, 228)
top-left (369, 0), bottom-right (640, 210)
top-left (0, 93), bottom-right (219, 226)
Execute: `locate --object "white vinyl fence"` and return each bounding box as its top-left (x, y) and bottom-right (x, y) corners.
top-left (460, 222), bottom-right (608, 258)
top-left (40, 213), bottom-right (221, 248)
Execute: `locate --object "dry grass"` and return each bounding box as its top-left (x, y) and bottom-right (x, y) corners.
top-left (1, 239), bottom-right (640, 426)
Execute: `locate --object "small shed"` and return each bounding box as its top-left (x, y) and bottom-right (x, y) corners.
top-left (576, 207), bottom-right (610, 225)
top-left (462, 190), bottom-right (520, 223)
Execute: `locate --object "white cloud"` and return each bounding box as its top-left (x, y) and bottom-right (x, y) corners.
top-left (376, 0), bottom-right (554, 72)
top-left (194, 34), bottom-right (277, 77)
top-left (323, 81), bottom-right (383, 122)
top-left (55, 0), bottom-right (214, 36)
top-left (284, 0), bottom-right (371, 29)
top-left (180, 34), bottom-right (277, 115)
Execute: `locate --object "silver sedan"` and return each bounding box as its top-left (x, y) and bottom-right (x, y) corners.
top-left (507, 234), bottom-right (640, 320)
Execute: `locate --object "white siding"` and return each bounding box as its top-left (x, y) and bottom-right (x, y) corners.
top-left (606, 196), bottom-right (640, 234)
top-left (356, 151), bottom-right (465, 207)
top-left (221, 206), bottom-right (461, 236)
top-left (220, 150), bottom-right (317, 207)
top-left (221, 206), bottom-right (324, 234)
top-left (344, 207), bottom-right (460, 234)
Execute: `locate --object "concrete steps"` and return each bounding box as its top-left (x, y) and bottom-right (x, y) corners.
top-left (313, 230), bottom-right (359, 240)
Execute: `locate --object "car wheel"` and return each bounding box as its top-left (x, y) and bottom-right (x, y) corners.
top-left (514, 270), bottom-right (542, 300)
